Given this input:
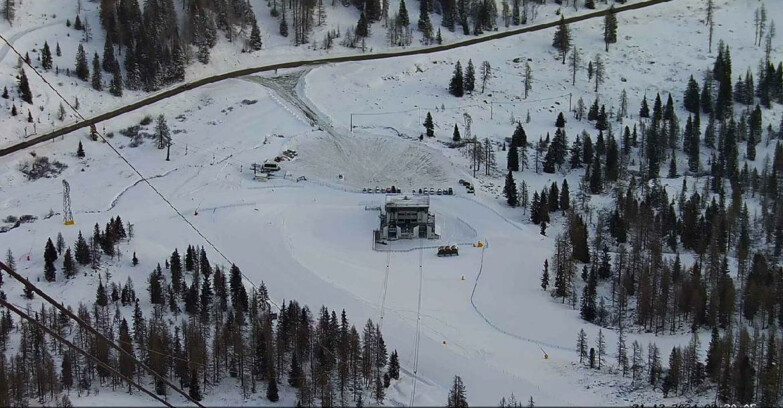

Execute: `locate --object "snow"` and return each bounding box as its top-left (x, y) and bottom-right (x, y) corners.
top-left (0, 0), bottom-right (782, 406)
top-left (0, 0), bottom-right (648, 148)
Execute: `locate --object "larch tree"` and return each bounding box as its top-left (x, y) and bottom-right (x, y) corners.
top-left (569, 46), bottom-right (580, 86)
top-left (593, 54), bottom-right (605, 92)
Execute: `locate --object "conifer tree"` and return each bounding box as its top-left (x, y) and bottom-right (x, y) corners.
top-left (63, 247), bottom-right (76, 278)
top-left (552, 16), bottom-right (570, 64)
top-left (684, 75), bottom-right (700, 113)
top-left (589, 157), bottom-right (602, 193)
top-left (267, 371), bottom-right (279, 401)
top-left (56, 42), bottom-right (61, 57)
top-left (17, 69), bottom-right (31, 104)
top-left (464, 59), bottom-right (475, 93)
top-left (577, 329), bottom-right (588, 364)
top-left (560, 180), bottom-right (570, 212)
top-left (398, 0), bottom-right (409, 27)
top-left (96, 278), bottom-right (108, 306)
top-left (504, 171), bottom-right (518, 207)
top-left (357, 11), bottom-right (370, 38)
top-left (74, 231), bottom-right (90, 265)
top-left (540, 259), bottom-right (549, 290)
top-left (41, 41), bottom-right (53, 70)
top-left (449, 61), bottom-right (464, 97)
top-left (189, 369), bottom-right (202, 401)
top-left (109, 67), bottom-right (123, 96)
top-left (44, 238), bottom-right (57, 282)
top-left (507, 144), bottom-right (519, 171)
top-left (603, 6), bottom-right (617, 51)
top-left (249, 18), bottom-right (263, 51)
top-left (639, 95), bottom-right (650, 118)
top-left (446, 376), bottom-right (468, 408)
top-left (424, 112), bottom-right (434, 137)
top-left (75, 44), bottom-right (89, 81)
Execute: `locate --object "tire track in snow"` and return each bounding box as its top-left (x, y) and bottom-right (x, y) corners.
top-left (82, 168), bottom-right (178, 214)
top-left (470, 244), bottom-right (571, 353)
top-left (0, 20), bottom-right (65, 64)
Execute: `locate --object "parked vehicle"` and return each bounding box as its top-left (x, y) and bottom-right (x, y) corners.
top-left (418, 188), bottom-right (423, 194)
top-left (362, 188), bottom-right (367, 193)
top-left (429, 187), bottom-right (435, 194)
top-left (437, 188), bottom-right (442, 195)
top-left (262, 162), bottom-right (281, 172)
top-left (437, 245), bottom-right (459, 257)
top-left (459, 179), bottom-right (467, 186)
top-left (375, 186), bottom-right (381, 193)
top-left (448, 187), bottom-right (453, 195)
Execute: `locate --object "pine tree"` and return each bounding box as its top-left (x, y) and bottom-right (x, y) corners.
top-left (41, 41), bottom-right (53, 70)
top-left (449, 61), bottom-right (464, 97)
top-left (267, 371), bottom-right (279, 401)
top-left (589, 157), bottom-right (602, 194)
top-left (504, 171), bottom-right (518, 207)
top-left (249, 18), bottom-right (263, 51)
top-left (17, 69), bottom-right (31, 104)
top-left (109, 67), bottom-right (123, 97)
top-left (668, 154), bottom-right (678, 178)
top-left (552, 16), bottom-right (570, 64)
top-left (74, 231), bottom-right (90, 265)
top-left (541, 259), bottom-right (550, 290)
top-left (56, 42), bottom-right (61, 57)
top-left (560, 180), bottom-right (570, 212)
top-left (507, 145), bottom-right (519, 171)
top-left (398, 0), bottom-right (409, 27)
top-left (639, 95), bottom-right (650, 118)
top-left (603, 6), bottom-right (617, 51)
top-left (389, 350), bottom-right (400, 379)
top-left (446, 375), bottom-right (468, 407)
top-left (76, 140), bottom-right (85, 158)
top-left (189, 369), bottom-right (202, 401)
top-left (132, 251), bottom-right (138, 266)
top-left (44, 238), bottom-right (57, 282)
top-left (63, 247), bottom-right (76, 278)
top-left (464, 59), bottom-right (475, 93)
top-left (356, 11), bottom-right (369, 37)
top-left (424, 112), bottom-right (434, 137)
top-left (75, 44), bottom-right (89, 81)
top-left (95, 278), bottom-right (108, 306)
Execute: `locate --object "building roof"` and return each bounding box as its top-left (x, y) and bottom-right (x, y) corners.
top-left (385, 195), bottom-right (429, 208)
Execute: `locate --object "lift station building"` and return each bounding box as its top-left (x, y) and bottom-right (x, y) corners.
top-left (377, 195), bottom-right (438, 240)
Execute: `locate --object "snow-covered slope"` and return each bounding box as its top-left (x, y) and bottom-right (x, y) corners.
top-left (0, 0), bottom-right (782, 406)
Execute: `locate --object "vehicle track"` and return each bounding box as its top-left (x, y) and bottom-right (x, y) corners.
top-left (0, 0), bottom-right (672, 157)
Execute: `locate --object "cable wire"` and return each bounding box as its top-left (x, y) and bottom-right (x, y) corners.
top-left (0, 260), bottom-right (207, 408)
top-left (0, 298), bottom-right (175, 408)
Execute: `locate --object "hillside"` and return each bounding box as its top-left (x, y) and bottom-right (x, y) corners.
top-left (0, 0), bottom-right (782, 406)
